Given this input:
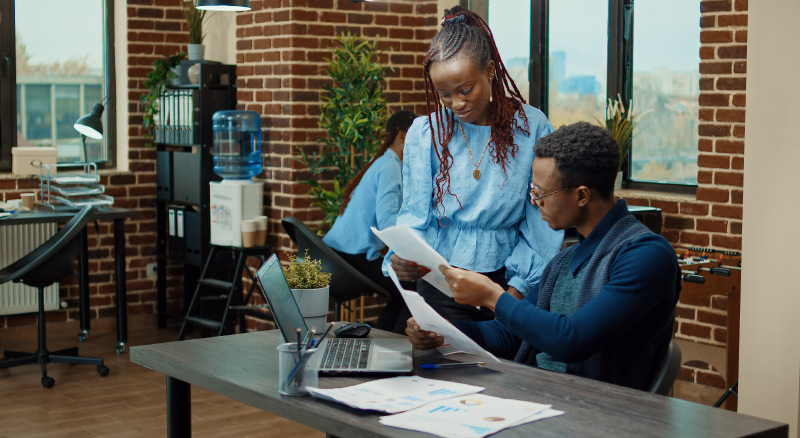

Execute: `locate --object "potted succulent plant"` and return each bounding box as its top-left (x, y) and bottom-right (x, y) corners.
top-left (282, 250), bottom-right (332, 332)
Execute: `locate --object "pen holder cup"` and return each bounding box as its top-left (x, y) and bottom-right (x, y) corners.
top-left (277, 342), bottom-right (319, 396)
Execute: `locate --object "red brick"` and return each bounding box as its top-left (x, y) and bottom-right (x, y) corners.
top-left (697, 154), bottom-right (730, 169)
top-left (701, 30), bottom-right (733, 43)
top-left (650, 200), bottom-right (680, 214)
top-left (697, 187), bottom-right (729, 203)
top-left (714, 328), bottom-right (728, 344)
top-left (680, 202), bottom-right (710, 216)
top-left (700, 62), bottom-right (732, 75)
top-left (697, 170), bottom-right (713, 184)
top-left (711, 295), bottom-right (729, 311)
top-left (712, 204), bottom-right (743, 219)
top-left (696, 218), bottom-right (728, 233)
top-left (697, 370), bottom-right (726, 388)
top-left (681, 231), bottom-right (711, 247)
top-left (699, 108), bottom-right (715, 122)
top-left (699, 93), bottom-right (730, 106)
top-left (731, 156), bottom-right (744, 170)
top-left (729, 221), bottom-right (742, 235)
top-left (735, 30), bottom-right (748, 43)
top-left (715, 140), bottom-right (744, 154)
top-left (717, 77), bottom-right (746, 91)
top-left (698, 309), bottom-right (727, 326)
top-left (675, 306), bottom-right (696, 320)
top-left (714, 171), bottom-right (743, 186)
top-left (712, 234), bottom-right (742, 250)
top-left (700, 16), bottom-right (716, 28)
top-left (699, 78), bottom-right (714, 90)
top-left (698, 124), bottom-right (731, 137)
top-left (731, 189), bottom-right (743, 204)
top-left (735, 0), bottom-right (748, 10)
top-left (680, 322), bottom-right (712, 338)
top-left (718, 14), bottom-right (747, 27)
top-left (698, 138), bottom-right (714, 152)
top-left (732, 93), bottom-right (746, 107)
top-left (702, 0), bottom-right (732, 12)
top-left (733, 61), bottom-right (747, 74)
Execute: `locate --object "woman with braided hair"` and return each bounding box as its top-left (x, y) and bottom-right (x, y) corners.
top-left (386, 6), bottom-right (563, 322)
top-left (324, 110), bottom-right (417, 333)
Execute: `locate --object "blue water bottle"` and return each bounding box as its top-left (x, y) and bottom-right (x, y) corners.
top-left (211, 110), bottom-right (263, 180)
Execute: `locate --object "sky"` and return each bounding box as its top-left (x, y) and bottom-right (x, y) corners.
top-left (489, 0), bottom-right (701, 75)
top-left (16, 0), bottom-right (104, 69)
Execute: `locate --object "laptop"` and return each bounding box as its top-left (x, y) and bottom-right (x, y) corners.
top-left (256, 254), bottom-right (413, 375)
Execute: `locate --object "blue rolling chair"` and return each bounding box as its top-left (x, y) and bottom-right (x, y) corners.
top-left (0, 206), bottom-right (109, 388)
top-left (281, 217), bottom-right (393, 320)
top-left (647, 340), bottom-right (682, 396)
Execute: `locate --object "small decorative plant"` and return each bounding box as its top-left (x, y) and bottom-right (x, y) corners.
top-left (299, 32), bottom-right (391, 229)
top-left (140, 52), bottom-right (186, 147)
top-left (282, 250), bottom-right (332, 289)
top-left (595, 94), bottom-right (650, 172)
top-left (182, 0), bottom-right (206, 45)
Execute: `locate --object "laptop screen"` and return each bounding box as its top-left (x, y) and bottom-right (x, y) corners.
top-left (255, 254), bottom-right (309, 343)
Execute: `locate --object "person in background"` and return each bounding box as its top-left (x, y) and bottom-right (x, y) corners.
top-left (387, 6), bottom-right (563, 322)
top-left (407, 122), bottom-right (681, 391)
top-left (323, 110), bottom-right (417, 333)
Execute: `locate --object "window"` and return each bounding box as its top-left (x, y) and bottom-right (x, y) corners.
top-left (490, 0), bottom-right (699, 188)
top-left (0, 0), bottom-right (115, 170)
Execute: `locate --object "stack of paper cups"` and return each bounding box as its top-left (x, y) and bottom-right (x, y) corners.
top-left (241, 219), bottom-right (257, 247)
top-left (254, 215), bottom-right (268, 246)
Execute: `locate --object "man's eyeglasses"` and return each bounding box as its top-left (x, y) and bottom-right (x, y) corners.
top-left (529, 182), bottom-right (569, 206)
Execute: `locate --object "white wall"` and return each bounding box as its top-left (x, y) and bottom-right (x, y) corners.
top-left (740, 1), bottom-right (800, 436)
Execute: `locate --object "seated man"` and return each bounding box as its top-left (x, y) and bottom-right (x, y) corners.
top-left (406, 122), bottom-right (681, 391)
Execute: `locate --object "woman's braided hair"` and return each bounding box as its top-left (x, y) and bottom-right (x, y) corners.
top-left (423, 5), bottom-right (529, 217)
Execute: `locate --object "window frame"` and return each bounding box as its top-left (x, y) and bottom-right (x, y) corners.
top-left (0, 0), bottom-right (115, 172)
top-left (527, 0), bottom-right (698, 194)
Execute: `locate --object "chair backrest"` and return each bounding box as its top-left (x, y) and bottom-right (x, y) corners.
top-left (647, 340), bottom-right (682, 395)
top-left (281, 217), bottom-right (392, 303)
top-left (0, 206), bottom-right (94, 286)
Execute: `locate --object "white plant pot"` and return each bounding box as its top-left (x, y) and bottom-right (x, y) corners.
top-left (291, 286), bottom-right (330, 326)
top-left (188, 43), bottom-right (205, 61)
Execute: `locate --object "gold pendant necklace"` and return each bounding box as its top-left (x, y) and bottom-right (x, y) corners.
top-left (458, 120), bottom-right (490, 181)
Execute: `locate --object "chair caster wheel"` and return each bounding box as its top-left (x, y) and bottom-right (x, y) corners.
top-left (78, 331), bottom-right (88, 342)
top-left (98, 365), bottom-right (109, 377)
top-left (42, 376), bottom-right (55, 388)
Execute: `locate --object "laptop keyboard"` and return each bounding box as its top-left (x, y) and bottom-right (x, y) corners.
top-left (321, 338), bottom-right (371, 369)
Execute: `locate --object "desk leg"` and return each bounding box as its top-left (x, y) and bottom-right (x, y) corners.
top-left (114, 218), bottom-right (128, 354)
top-left (78, 226), bottom-right (90, 341)
top-left (166, 377), bottom-right (191, 438)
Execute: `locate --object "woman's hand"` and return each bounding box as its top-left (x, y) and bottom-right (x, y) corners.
top-left (390, 254), bottom-right (430, 281)
top-left (405, 317), bottom-right (444, 350)
top-left (440, 265), bottom-right (506, 310)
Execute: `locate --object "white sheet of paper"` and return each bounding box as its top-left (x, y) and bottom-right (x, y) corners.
top-left (371, 224), bottom-right (453, 297)
top-left (388, 267), bottom-right (499, 362)
top-left (379, 394), bottom-right (559, 438)
top-left (306, 376), bottom-right (484, 414)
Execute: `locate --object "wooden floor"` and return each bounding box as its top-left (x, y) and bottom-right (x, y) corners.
top-left (0, 314), bottom-right (324, 438)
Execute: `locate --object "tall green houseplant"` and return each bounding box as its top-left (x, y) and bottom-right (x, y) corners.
top-left (301, 33), bottom-right (390, 229)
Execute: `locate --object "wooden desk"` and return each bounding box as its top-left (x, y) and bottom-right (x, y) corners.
top-left (131, 329), bottom-right (787, 438)
top-left (0, 206), bottom-right (140, 353)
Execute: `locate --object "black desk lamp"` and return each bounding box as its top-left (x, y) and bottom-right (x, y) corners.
top-left (196, 0), bottom-right (251, 11)
top-left (73, 100), bottom-right (105, 163)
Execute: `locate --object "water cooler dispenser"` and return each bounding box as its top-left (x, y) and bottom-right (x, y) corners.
top-left (209, 110), bottom-right (264, 247)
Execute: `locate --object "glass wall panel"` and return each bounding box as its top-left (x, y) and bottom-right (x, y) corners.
top-left (488, 2), bottom-right (531, 104)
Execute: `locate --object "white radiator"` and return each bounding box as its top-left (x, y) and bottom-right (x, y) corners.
top-left (0, 222), bottom-right (60, 316)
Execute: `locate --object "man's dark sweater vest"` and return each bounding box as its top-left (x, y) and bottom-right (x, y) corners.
top-left (514, 214), bottom-right (675, 390)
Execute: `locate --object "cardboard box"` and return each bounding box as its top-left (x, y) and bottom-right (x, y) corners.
top-left (12, 147), bottom-right (57, 176)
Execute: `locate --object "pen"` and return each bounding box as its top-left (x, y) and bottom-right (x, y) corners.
top-left (420, 361), bottom-right (485, 369)
top-left (311, 323), bottom-right (334, 348)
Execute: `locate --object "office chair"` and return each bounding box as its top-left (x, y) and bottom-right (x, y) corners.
top-left (0, 206), bottom-right (109, 388)
top-left (281, 217), bottom-right (393, 319)
top-left (647, 340), bottom-right (682, 396)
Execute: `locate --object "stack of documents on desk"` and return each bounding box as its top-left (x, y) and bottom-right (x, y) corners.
top-left (379, 393), bottom-right (563, 438)
top-left (307, 376), bottom-right (483, 414)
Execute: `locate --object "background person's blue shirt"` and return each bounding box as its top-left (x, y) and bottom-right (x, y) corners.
top-left (323, 149), bottom-right (402, 261)
top-left (383, 105), bottom-right (563, 295)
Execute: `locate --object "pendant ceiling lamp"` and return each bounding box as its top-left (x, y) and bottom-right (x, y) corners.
top-left (196, 0), bottom-right (251, 11)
